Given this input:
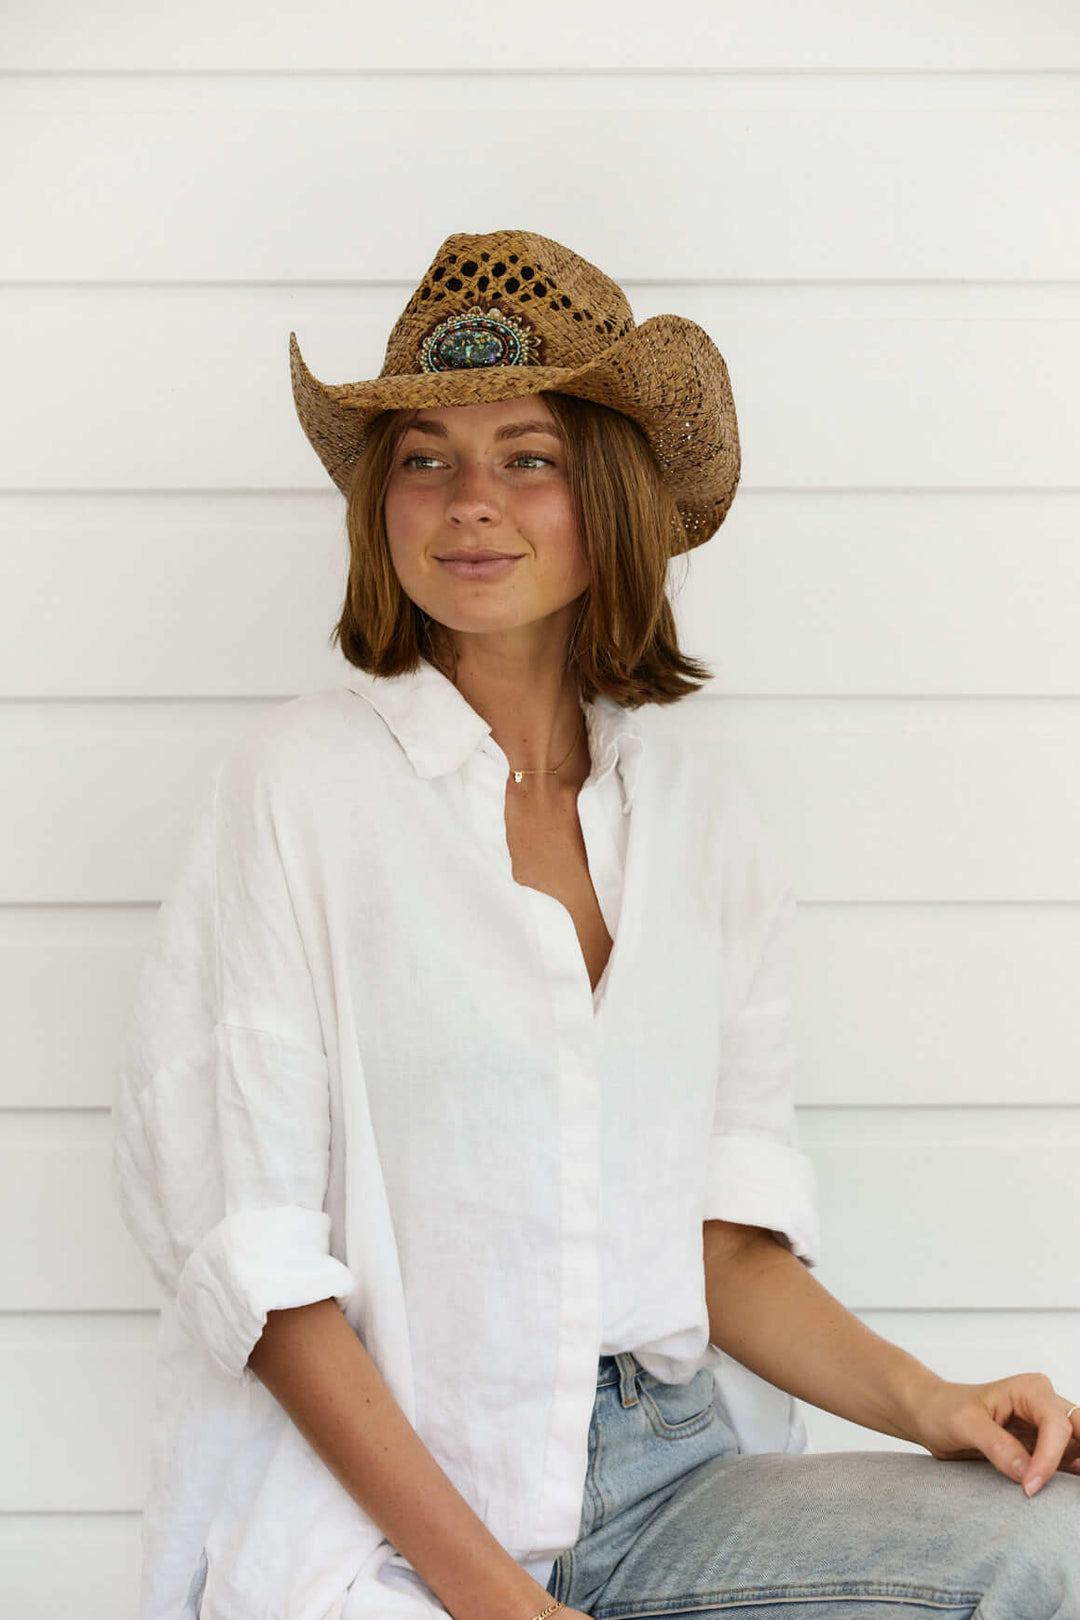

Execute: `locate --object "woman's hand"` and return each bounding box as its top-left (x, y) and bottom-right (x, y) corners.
top-left (906, 1372), bottom-right (1080, 1496)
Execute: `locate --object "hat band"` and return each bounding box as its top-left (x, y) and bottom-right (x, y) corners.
top-left (417, 304), bottom-right (543, 372)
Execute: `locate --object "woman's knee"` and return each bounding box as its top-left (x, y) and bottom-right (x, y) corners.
top-left (1003, 1471), bottom-right (1080, 1608)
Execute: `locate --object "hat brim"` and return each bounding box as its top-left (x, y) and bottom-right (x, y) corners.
top-left (288, 314), bottom-right (739, 551)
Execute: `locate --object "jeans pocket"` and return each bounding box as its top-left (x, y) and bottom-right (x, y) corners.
top-left (636, 1366), bottom-right (717, 1439)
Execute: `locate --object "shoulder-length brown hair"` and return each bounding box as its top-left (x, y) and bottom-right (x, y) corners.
top-left (330, 389), bottom-right (715, 709)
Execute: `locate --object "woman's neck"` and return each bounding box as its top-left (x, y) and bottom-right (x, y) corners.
top-left (438, 654), bottom-right (589, 784)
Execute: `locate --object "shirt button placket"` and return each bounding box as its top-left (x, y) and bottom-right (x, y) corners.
top-left (520, 867), bottom-right (604, 1550)
top-left (470, 742), bottom-right (605, 1547)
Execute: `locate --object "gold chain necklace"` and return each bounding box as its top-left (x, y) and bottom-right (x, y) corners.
top-left (509, 717), bottom-right (586, 785)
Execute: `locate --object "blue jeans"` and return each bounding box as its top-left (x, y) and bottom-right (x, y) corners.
top-left (543, 1352), bottom-right (1079, 1618)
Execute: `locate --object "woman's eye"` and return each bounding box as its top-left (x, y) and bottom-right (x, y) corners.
top-left (400, 453), bottom-right (554, 470)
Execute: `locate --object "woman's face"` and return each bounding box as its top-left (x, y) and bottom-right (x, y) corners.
top-left (383, 394), bottom-right (591, 652)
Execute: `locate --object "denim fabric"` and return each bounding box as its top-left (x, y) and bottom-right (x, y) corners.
top-left (543, 1352), bottom-right (1079, 1618)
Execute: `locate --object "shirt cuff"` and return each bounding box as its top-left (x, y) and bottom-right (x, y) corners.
top-left (175, 1205), bottom-right (357, 1382)
top-left (703, 1134), bottom-right (821, 1267)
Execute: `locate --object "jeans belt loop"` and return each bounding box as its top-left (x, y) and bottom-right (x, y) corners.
top-left (615, 1351), bottom-right (639, 1407)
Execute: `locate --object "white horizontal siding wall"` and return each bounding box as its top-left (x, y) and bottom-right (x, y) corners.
top-left (2, 4), bottom-right (1079, 1614)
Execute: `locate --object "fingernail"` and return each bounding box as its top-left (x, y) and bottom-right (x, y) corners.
top-left (1011, 1458), bottom-right (1025, 1476)
top-left (1023, 1474), bottom-right (1042, 1497)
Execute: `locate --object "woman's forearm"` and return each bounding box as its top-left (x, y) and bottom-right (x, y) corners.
top-left (247, 1299), bottom-right (554, 1620)
top-left (702, 1219), bottom-right (940, 1442)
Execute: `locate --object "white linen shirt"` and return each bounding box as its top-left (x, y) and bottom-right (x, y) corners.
top-left (111, 655), bottom-right (821, 1620)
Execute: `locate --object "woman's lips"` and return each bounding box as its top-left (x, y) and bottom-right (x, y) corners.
top-left (437, 556), bottom-right (523, 580)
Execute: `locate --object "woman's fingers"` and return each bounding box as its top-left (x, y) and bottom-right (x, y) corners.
top-left (952, 1398), bottom-right (1043, 1488)
top-left (976, 1377), bottom-right (1074, 1494)
top-left (1014, 1388), bottom-right (1078, 1495)
top-left (920, 1374), bottom-right (1079, 1495)
top-left (1059, 1401), bottom-right (1080, 1475)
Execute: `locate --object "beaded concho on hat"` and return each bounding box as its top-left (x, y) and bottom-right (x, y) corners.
top-left (289, 228), bottom-right (740, 553)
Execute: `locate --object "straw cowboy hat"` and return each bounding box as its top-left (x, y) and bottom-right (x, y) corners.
top-left (289, 227), bottom-right (740, 553)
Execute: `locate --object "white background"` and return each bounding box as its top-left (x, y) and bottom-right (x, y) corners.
top-left (1, 3), bottom-right (1079, 1615)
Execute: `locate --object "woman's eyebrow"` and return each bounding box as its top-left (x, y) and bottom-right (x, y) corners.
top-left (403, 417), bottom-right (563, 442)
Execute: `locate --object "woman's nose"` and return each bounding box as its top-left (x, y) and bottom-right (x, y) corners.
top-left (444, 460), bottom-right (500, 519)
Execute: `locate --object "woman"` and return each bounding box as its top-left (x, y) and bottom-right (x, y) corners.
top-left (112, 229), bottom-right (1079, 1620)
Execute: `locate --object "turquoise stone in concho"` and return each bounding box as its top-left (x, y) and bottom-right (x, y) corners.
top-left (437, 325), bottom-right (519, 368)
top-left (418, 304), bottom-right (541, 373)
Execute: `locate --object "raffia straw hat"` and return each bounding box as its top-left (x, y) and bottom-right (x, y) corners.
top-left (289, 228), bottom-right (740, 553)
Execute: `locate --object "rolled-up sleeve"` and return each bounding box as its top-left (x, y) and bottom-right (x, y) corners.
top-left (111, 734), bottom-right (357, 1384)
top-left (704, 778), bottom-right (821, 1268)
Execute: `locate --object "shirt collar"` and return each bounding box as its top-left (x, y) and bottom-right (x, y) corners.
top-left (343, 657), bottom-right (645, 814)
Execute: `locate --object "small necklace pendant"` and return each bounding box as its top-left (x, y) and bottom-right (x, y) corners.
top-left (513, 770), bottom-right (525, 784)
